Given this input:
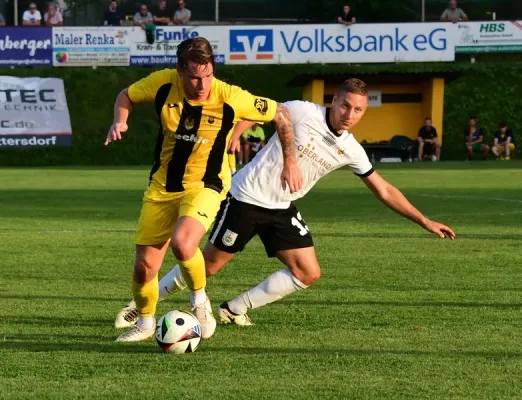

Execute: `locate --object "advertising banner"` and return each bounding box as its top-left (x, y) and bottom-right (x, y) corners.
top-left (227, 23), bottom-right (455, 64)
top-left (454, 21), bottom-right (522, 53)
top-left (0, 27), bottom-right (52, 67)
top-left (0, 77), bottom-right (72, 147)
top-left (52, 27), bottom-right (131, 66)
top-left (129, 26), bottom-right (225, 66)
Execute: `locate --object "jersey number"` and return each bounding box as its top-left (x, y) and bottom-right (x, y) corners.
top-left (291, 212), bottom-right (309, 236)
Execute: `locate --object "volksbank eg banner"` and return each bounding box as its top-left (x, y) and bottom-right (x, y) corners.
top-left (128, 26), bottom-right (225, 66)
top-left (53, 27), bottom-right (130, 66)
top-left (227, 23), bottom-right (454, 64)
top-left (0, 27), bottom-right (52, 67)
top-left (455, 21), bottom-right (522, 53)
top-left (0, 77), bottom-right (72, 147)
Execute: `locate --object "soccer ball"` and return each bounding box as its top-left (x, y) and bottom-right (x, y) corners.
top-left (155, 310), bottom-right (201, 354)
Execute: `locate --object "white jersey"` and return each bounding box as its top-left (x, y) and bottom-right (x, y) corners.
top-left (230, 100), bottom-right (374, 209)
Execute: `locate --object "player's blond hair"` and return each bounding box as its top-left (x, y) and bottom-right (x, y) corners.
top-left (176, 37), bottom-right (215, 71)
top-left (337, 78), bottom-right (368, 96)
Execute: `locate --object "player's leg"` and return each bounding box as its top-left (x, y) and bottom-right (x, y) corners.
top-left (466, 142), bottom-right (474, 159)
top-left (115, 194), bottom-right (178, 341)
top-left (505, 143), bottom-right (515, 160)
top-left (221, 204), bottom-right (315, 325)
top-left (242, 142), bottom-right (251, 164)
top-left (492, 144), bottom-right (501, 158)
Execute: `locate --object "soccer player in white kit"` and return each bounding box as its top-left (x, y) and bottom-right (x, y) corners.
top-left (115, 78), bottom-right (455, 328)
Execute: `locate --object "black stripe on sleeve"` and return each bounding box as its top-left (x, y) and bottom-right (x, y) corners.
top-left (355, 168), bottom-right (375, 178)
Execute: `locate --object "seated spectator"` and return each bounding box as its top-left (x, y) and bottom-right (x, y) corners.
top-left (153, 0), bottom-right (170, 26)
top-left (465, 116), bottom-right (489, 160)
top-left (0, 12), bottom-right (5, 26)
top-left (23, 3), bottom-right (42, 26)
top-left (337, 4), bottom-right (356, 26)
top-left (44, 3), bottom-right (63, 26)
top-left (492, 122), bottom-right (516, 161)
top-left (241, 123), bottom-right (265, 164)
top-left (417, 117), bottom-right (441, 161)
top-left (134, 4), bottom-right (153, 27)
top-left (173, 0), bottom-right (191, 25)
top-left (440, 0), bottom-right (468, 23)
top-left (104, 0), bottom-right (122, 26)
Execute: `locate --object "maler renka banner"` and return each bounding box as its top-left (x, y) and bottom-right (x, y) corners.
top-left (0, 77), bottom-right (72, 147)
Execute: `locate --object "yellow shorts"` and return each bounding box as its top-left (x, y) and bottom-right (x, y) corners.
top-left (496, 143), bottom-right (516, 153)
top-left (135, 186), bottom-right (224, 245)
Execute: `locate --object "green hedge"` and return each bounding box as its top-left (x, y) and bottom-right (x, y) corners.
top-left (0, 61), bottom-right (520, 165)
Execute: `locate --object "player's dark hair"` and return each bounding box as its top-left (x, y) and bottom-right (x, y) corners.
top-left (499, 121), bottom-right (507, 128)
top-left (469, 115), bottom-right (476, 121)
top-left (177, 37), bottom-right (215, 72)
top-left (425, 117), bottom-right (431, 121)
top-left (337, 78), bottom-right (368, 97)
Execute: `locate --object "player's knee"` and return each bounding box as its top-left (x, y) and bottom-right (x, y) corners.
top-left (133, 257), bottom-right (159, 283)
top-left (170, 238), bottom-right (196, 261)
top-left (292, 263), bottom-right (321, 286)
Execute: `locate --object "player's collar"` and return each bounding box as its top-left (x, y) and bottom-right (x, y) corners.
top-left (325, 108), bottom-right (343, 137)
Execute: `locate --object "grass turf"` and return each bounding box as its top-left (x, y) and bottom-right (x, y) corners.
top-left (0, 161), bottom-right (521, 399)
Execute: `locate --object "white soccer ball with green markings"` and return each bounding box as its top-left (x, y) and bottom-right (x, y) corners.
top-left (155, 310), bottom-right (201, 354)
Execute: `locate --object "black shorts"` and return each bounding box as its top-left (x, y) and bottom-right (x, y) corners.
top-left (208, 195), bottom-right (314, 257)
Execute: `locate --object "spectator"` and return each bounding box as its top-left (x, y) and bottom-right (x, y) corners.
top-left (173, 0), bottom-right (191, 25)
top-left (134, 4), bottom-right (153, 27)
top-left (492, 122), bottom-right (516, 161)
top-left (104, 0), bottom-right (122, 26)
top-left (337, 4), bottom-right (356, 26)
top-left (417, 117), bottom-right (441, 161)
top-left (0, 12), bottom-right (5, 26)
top-left (153, 0), bottom-right (171, 26)
top-left (464, 116), bottom-right (489, 160)
top-left (23, 3), bottom-right (42, 26)
top-left (44, 3), bottom-right (63, 26)
top-left (440, 0), bottom-right (468, 23)
top-left (241, 123), bottom-right (265, 164)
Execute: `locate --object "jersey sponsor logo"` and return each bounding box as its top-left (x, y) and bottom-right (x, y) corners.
top-left (229, 29), bottom-right (274, 61)
top-left (254, 98), bottom-right (269, 115)
top-left (167, 132), bottom-right (209, 144)
top-left (222, 229), bottom-right (238, 246)
top-left (197, 211), bottom-right (208, 218)
top-left (297, 144), bottom-right (334, 171)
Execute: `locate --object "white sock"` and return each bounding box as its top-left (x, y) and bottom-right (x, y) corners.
top-left (190, 288), bottom-right (207, 306)
top-left (136, 316), bottom-right (155, 329)
top-left (227, 268), bottom-right (308, 315)
top-left (158, 264), bottom-right (187, 301)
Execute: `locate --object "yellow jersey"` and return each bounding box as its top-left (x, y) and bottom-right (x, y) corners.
top-left (127, 69), bottom-right (277, 194)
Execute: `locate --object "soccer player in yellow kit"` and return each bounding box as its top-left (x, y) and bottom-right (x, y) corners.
top-left (105, 37), bottom-right (302, 342)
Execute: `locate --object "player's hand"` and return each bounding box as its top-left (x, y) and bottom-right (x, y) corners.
top-left (228, 137), bottom-right (241, 154)
top-left (281, 160), bottom-right (303, 194)
top-left (422, 219), bottom-right (456, 240)
top-left (105, 122), bottom-right (128, 146)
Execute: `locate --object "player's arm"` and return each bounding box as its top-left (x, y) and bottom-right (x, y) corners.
top-left (361, 171), bottom-right (455, 240)
top-left (228, 121), bottom-right (256, 154)
top-left (105, 69), bottom-right (171, 146)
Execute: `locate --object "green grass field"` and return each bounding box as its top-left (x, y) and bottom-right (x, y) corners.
top-left (1, 162), bottom-right (521, 399)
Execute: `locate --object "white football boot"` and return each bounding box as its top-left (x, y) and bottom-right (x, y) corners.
top-left (217, 302), bottom-right (253, 326)
top-left (192, 297), bottom-right (217, 339)
top-left (114, 303), bottom-right (139, 329)
top-left (115, 322), bottom-right (155, 342)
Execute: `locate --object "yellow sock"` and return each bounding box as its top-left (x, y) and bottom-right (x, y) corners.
top-left (179, 248), bottom-right (206, 291)
top-left (228, 153), bottom-right (236, 172)
top-left (132, 276), bottom-right (159, 317)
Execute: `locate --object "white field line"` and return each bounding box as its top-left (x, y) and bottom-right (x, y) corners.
top-left (420, 194), bottom-right (522, 204)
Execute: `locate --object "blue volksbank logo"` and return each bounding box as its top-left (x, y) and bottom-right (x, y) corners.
top-left (281, 27), bottom-right (448, 53)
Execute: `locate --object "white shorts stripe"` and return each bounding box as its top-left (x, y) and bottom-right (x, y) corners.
top-left (210, 197), bottom-right (231, 244)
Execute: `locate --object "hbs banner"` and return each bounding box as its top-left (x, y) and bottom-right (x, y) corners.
top-left (227, 23), bottom-right (455, 64)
